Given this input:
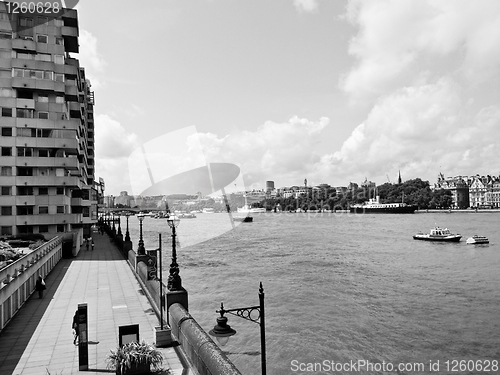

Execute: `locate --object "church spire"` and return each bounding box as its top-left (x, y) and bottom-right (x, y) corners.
top-left (398, 170), bottom-right (402, 185)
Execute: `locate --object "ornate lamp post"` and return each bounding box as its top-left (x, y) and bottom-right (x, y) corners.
top-left (112, 212), bottom-right (116, 234)
top-left (117, 213), bottom-right (122, 236)
top-left (209, 282), bottom-right (266, 375)
top-left (137, 213), bottom-right (145, 255)
top-left (166, 214), bottom-right (181, 291)
top-left (123, 211), bottom-right (131, 242)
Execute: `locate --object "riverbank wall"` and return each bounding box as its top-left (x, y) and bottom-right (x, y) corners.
top-left (103, 223), bottom-right (242, 375)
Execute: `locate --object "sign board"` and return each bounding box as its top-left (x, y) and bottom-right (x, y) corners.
top-left (119, 324), bottom-right (139, 347)
top-left (78, 303), bottom-right (88, 370)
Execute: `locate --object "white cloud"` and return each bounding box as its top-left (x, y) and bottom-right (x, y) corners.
top-left (331, 78), bottom-right (500, 183)
top-left (196, 116), bottom-right (330, 187)
top-left (77, 29), bottom-right (107, 89)
top-left (341, 0), bottom-right (500, 101)
top-left (294, 0), bottom-right (319, 13)
top-left (95, 114), bottom-right (140, 194)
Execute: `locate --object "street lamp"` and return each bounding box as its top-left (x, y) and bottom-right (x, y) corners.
top-left (137, 213), bottom-right (145, 255)
top-left (112, 212), bottom-right (116, 234)
top-left (117, 213), bottom-right (122, 236)
top-left (166, 214), bottom-right (181, 291)
top-left (123, 211), bottom-right (131, 242)
top-left (209, 282), bottom-right (266, 375)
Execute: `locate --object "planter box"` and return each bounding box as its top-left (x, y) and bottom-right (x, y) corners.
top-left (154, 326), bottom-right (173, 347)
top-left (116, 362), bottom-right (150, 375)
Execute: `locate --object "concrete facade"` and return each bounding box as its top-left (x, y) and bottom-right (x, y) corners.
top-left (0, 5), bottom-right (96, 241)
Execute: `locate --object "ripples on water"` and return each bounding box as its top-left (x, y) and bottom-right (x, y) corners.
top-left (127, 212), bottom-right (500, 375)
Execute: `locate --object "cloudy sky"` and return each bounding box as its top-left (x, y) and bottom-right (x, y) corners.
top-left (74, 0), bottom-right (500, 196)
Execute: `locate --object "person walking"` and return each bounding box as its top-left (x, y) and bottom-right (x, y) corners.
top-left (72, 310), bottom-right (79, 345)
top-left (86, 238), bottom-right (89, 251)
top-left (91, 238), bottom-right (95, 251)
top-left (35, 275), bottom-right (46, 299)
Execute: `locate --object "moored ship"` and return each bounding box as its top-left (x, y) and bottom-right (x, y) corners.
top-left (350, 196), bottom-right (417, 214)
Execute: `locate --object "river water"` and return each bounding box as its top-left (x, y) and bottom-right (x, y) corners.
top-left (126, 211), bottom-right (500, 375)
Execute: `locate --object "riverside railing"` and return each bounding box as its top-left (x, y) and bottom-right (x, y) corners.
top-left (102, 219), bottom-right (242, 375)
top-left (0, 237), bottom-right (63, 331)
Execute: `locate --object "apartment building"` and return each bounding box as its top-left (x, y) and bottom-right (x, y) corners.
top-left (0, 5), bottom-right (97, 241)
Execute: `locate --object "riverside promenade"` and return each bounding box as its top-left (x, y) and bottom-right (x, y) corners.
top-left (0, 229), bottom-right (188, 374)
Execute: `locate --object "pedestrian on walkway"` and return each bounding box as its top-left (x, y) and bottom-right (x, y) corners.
top-left (86, 238), bottom-right (89, 251)
top-left (35, 275), bottom-right (46, 298)
top-left (72, 310), bottom-right (79, 345)
top-left (91, 238), bottom-right (95, 251)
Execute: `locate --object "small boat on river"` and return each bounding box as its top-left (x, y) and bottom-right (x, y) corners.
top-left (413, 227), bottom-right (462, 242)
top-left (466, 235), bottom-right (489, 244)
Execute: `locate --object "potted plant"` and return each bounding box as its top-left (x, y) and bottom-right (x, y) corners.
top-left (106, 340), bottom-right (164, 375)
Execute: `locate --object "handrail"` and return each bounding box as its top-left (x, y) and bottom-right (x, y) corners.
top-left (0, 237), bottom-right (62, 286)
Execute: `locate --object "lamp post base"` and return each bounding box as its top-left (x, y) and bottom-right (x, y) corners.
top-left (154, 326), bottom-right (173, 347)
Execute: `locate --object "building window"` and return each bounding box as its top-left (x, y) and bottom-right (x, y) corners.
top-left (38, 225), bottom-right (49, 233)
top-left (39, 206), bottom-right (49, 214)
top-left (1, 127), bottom-right (12, 136)
top-left (54, 55), bottom-right (64, 64)
top-left (16, 52), bottom-right (34, 60)
top-left (1, 147), bottom-right (12, 156)
top-left (17, 206), bottom-right (34, 215)
top-left (38, 149), bottom-right (49, 157)
top-left (13, 68), bottom-right (24, 77)
top-left (55, 95), bottom-right (64, 104)
top-left (17, 147), bottom-right (33, 157)
top-left (38, 187), bottom-right (49, 195)
top-left (37, 129), bottom-right (52, 137)
top-left (56, 187), bottom-right (64, 195)
top-left (18, 17), bottom-right (33, 27)
top-left (1, 226), bottom-right (12, 235)
top-left (1, 206), bottom-right (12, 216)
top-left (1, 186), bottom-right (11, 195)
top-left (35, 53), bottom-right (51, 62)
top-left (57, 224), bottom-right (65, 232)
top-left (1, 167), bottom-right (12, 176)
top-left (38, 111), bottom-right (49, 119)
top-left (17, 186), bottom-right (33, 195)
top-left (17, 167), bottom-right (33, 176)
top-left (1, 108), bottom-right (12, 117)
top-left (57, 206), bottom-right (64, 213)
top-left (16, 108), bottom-right (34, 118)
top-left (37, 16), bottom-right (48, 25)
top-left (37, 94), bottom-right (49, 102)
top-left (55, 36), bottom-right (64, 45)
top-left (54, 73), bottom-right (64, 82)
top-left (37, 34), bottom-right (48, 43)
top-left (0, 12), bottom-right (9, 21)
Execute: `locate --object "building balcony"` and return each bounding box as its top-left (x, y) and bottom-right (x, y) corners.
top-left (16, 213), bottom-right (82, 226)
top-left (16, 157), bottom-right (79, 170)
top-left (15, 196), bottom-right (36, 206)
top-left (71, 198), bottom-right (92, 207)
top-left (16, 137), bottom-right (79, 151)
top-left (65, 84), bottom-right (79, 101)
top-left (0, 195), bottom-right (15, 205)
top-left (15, 176), bottom-right (82, 188)
top-left (16, 98), bottom-right (35, 109)
top-left (62, 27), bottom-right (79, 53)
top-left (12, 38), bottom-right (36, 52)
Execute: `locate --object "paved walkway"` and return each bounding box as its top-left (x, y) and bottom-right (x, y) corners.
top-left (0, 229), bottom-right (189, 374)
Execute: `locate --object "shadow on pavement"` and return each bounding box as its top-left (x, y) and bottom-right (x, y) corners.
top-left (0, 255), bottom-right (74, 373)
